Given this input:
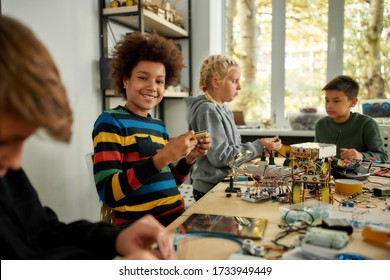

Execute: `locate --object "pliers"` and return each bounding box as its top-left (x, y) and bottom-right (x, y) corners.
top-left (373, 168), bottom-right (390, 177)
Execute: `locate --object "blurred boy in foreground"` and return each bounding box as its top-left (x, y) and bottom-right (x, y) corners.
top-left (0, 15), bottom-right (173, 260)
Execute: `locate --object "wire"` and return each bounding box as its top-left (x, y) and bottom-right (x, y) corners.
top-left (173, 232), bottom-right (243, 246)
top-left (335, 130), bottom-right (341, 145)
top-left (282, 209), bottom-right (315, 227)
top-left (270, 209), bottom-right (314, 250)
top-left (274, 149), bottom-right (289, 159)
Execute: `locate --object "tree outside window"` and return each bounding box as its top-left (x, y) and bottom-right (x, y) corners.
top-left (225, 0), bottom-right (389, 127)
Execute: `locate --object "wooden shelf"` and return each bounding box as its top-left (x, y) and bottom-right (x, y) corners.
top-left (103, 6), bottom-right (188, 38)
top-left (104, 89), bottom-right (117, 97)
top-left (99, 0), bottom-right (192, 114)
top-left (164, 91), bottom-right (189, 98)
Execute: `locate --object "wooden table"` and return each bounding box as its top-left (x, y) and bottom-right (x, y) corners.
top-left (168, 168), bottom-right (390, 260)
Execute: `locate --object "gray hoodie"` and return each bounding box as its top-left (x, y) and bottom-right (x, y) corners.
top-left (184, 95), bottom-right (263, 193)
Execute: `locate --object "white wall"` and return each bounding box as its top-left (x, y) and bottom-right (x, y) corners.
top-left (191, 0), bottom-right (224, 88)
top-left (164, 0), bottom-right (224, 137)
top-left (3, 0), bottom-right (101, 222)
top-left (2, 0), bottom-right (223, 223)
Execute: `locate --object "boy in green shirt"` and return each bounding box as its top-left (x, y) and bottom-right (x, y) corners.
top-left (314, 75), bottom-right (387, 163)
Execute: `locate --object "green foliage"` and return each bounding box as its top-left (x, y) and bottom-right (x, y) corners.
top-left (227, 0), bottom-right (389, 124)
top-left (344, 0), bottom-right (390, 99)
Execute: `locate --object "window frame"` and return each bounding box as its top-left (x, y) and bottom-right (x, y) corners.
top-left (222, 0), bottom-right (345, 128)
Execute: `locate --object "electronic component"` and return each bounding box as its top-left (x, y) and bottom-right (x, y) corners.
top-left (303, 227), bottom-right (349, 249)
top-left (241, 192), bottom-right (270, 203)
top-left (290, 142), bottom-right (336, 159)
top-left (341, 201), bottom-right (354, 207)
top-left (241, 185), bottom-right (272, 203)
top-left (300, 227), bottom-right (349, 259)
top-left (287, 143), bottom-right (335, 204)
top-left (337, 253), bottom-right (370, 260)
top-left (372, 185), bottom-right (390, 196)
top-left (225, 176), bottom-right (241, 193)
top-left (362, 99), bottom-right (390, 118)
top-left (332, 161), bottom-right (371, 180)
top-left (240, 239), bottom-right (265, 257)
top-left (321, 218), bottom-right (354, 235)
top-left (193, 130), bottom-right (208, 139)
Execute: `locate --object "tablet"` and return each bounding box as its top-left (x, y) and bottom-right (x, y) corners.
top-left (176, 213), bottom-right (267, 240)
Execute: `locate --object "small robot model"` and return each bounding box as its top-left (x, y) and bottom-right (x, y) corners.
top-left (289, 142), bottom-right (336, 204)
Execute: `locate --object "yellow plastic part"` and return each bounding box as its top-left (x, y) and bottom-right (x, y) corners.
top-left (292, 184), bottom-right (301, 204)
top-left (335, 179), bottom-right (363, 195)
top-left (321, 187), bottom-right (330, 203)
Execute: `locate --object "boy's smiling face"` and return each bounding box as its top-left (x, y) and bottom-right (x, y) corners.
top-left (123, 60), bottom-right (166, 117)
top-left (324, 90), bottom-right (358, 123)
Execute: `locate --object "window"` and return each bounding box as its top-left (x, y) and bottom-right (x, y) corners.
top-left (225, 0), bottom-right (390, 128)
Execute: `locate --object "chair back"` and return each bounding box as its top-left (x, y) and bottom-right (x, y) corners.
top-left (85, 152), bottom-right (115, 223)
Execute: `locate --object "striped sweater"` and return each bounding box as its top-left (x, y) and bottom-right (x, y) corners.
top-left (92, 106), bottom-right (189, 224)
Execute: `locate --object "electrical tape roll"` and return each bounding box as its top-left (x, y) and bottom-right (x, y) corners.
top-left (335, 179), bottom-right (363, 195)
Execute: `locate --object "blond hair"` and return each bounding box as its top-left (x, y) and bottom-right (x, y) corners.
top-left (198, 54), bottom-right (239, 92)
top-left (0, 16), bottom-right (73, 143)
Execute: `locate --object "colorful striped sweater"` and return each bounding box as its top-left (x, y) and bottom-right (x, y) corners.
top-left (92, 106), bottom-right (189, 224)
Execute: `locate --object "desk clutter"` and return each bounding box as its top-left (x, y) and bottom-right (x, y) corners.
top-left (171, 142), bottom-right (390, 260)
top-left (173, 189), bottom-right (390, 260)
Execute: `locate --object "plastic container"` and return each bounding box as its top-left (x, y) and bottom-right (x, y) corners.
top-left (279, 200), bottom-right (332, 224)
top-left (362, 225), bottom-right (390, 244)
top-left (288, 112), bottom-right (325, 130)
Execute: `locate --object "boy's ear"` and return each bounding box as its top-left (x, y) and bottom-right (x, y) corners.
top-left (123, 78), bottom-right (129, 88)
top-left (350, 97), bottom-right (358, 107)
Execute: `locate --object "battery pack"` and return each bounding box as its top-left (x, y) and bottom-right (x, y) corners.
top-left (372, 186), bottom-right (390, 197)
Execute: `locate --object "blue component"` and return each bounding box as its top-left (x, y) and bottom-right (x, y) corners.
top-left (173, 232), bottom-right (243, 245)
top-left (341, 201), bottom-right (354, 207)
top-left (363, 103), bottom-right (371, 111)
top-left (237, 177), bottom-right (248, 181)
top-left (338, 253), bottom-right (370, 260)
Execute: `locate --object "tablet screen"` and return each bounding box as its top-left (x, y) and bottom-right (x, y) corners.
top-left (176, 213), bottom-right (267, 240)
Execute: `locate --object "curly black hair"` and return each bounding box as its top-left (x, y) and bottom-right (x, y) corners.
top-left (110, 32), bottom-right (185, 98)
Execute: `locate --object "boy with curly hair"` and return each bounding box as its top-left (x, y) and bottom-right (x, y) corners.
top-left (92, 32), bottom-right (210, 227)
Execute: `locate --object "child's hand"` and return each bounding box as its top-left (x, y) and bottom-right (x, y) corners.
top-left (260, 136), bottom-right (282, 153)
top-left (116, 215), bottom-right (173, 260)
top-left (186, 132), bottom-right (211, 164)
top-left (340, 148), bottom-right (363, 160)
top-left (153, 131), bottom-right (197, 169)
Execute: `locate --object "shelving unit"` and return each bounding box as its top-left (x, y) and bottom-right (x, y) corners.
top-left (102, 5), bottom-right (188, 37)
top-left (98, 0), bottom-right (192, 118)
